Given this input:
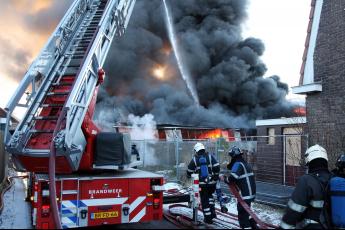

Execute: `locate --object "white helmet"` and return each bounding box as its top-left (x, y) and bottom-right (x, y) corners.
top-left (194, 143), bottom-right (205, 153)
top-left (305, 144), bottom-right (328, 165)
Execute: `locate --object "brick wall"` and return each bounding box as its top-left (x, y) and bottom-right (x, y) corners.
top-left (307, 0), bottom-right (345, 167)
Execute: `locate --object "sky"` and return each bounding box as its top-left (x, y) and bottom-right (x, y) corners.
top-left (243, 0), bottom-right (310, 102)
top-left (0, 0), bottom-right (311, 109)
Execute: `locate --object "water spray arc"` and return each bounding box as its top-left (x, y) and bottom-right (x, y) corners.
top-left (162, 0), bottom-right (200, 105)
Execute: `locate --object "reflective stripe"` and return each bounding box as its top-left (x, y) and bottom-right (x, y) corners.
top-left (230, 172), bottom-right (239, 179)
top-left (303, 219), bottom-right (318, 226)
top-left (204, 208), bottom-right (210, 211)
top-left (209, 202), bottom-right (214, 204)
top-left (213, 163), bottom-right (220, 167)
top-left (300, 219), bottom-right (319, 228)
top-left (288, 199), bottom-right (307, 213)
top-left (242, 195), bottom-right (255, 200)
top-left (187, 169), bottom-right (194, 172)
top-left (199, 181), bottom-right (216, 185)
top-left (238, 172), bottom-right (254, 179)
top-left (193, 157), bottom-right (197, 168)
top-left (240, 162), bottom-right (253, 198)
top-left (280, 221), bottom-right (295, 229)
top-left (310, 200), bottom-right (324, 208)
top-left (205, 212), bottom-right (212, 215)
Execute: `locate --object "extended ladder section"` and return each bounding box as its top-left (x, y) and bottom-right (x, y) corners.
top-left (5, 0), bottom-right (136, 173)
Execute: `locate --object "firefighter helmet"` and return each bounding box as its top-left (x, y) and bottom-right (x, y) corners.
top-left (194, 143), bottom-right (205, 153)
top-left (305, 144), bottom-right (328, 165)
top-left (229, 146), bottom-right (242, 157)
top-left (335, 153), bottom-right (345, 170)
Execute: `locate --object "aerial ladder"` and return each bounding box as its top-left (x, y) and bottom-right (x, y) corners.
top-left (3, 0), bottom-right (164, 228)
top-left (5, 0), bottom-right (134, 173)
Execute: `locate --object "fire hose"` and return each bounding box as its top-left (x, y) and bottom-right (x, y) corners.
top-left (49, 107), bottom-right (67, 229)
top-left (164, 203), bottom-right (241, 229)
top-left (227, 182), bottom-right (277, 229)
top-left (163, 175), bottom-right (278, 229)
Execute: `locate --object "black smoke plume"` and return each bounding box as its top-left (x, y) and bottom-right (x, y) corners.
top-left (98, 0), bottom-right (296, 128)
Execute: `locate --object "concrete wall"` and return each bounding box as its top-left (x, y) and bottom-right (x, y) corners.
top-left (307, 0), bottom-right (345, 167)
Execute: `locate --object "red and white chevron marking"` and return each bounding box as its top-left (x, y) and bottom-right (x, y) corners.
top-left (129, 196), bottom-right (147, 223)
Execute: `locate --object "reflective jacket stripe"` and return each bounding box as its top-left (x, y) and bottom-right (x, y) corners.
top-left (242, 195), bottom-right (255, 200)
top-left (280, 220), bottom-right (296, 229)
top-left (240, 162), bottom-right (253, 198)
top-left (193, 157), bottom-right (197, 168)
top-left (303, 219), bottom-right (319, 226)
top-left (199, 181), bottom-right (217, 185)
top-left (230, 172), bottom-right (239, 179)
top-left (309, 200), bottom-right (324, 208)
top-left (288, 199), bottom-right (307, 213)
top-left (238, 172), bottom-right (254, 179)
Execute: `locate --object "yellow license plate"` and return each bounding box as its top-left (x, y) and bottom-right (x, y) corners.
top-left (91, 211), bottom-right (119, 219)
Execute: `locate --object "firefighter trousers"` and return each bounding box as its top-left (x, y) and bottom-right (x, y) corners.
top-left (200, 186), bottom-right (216, 222)
top-left (237, 199), bottom-right (255, 229)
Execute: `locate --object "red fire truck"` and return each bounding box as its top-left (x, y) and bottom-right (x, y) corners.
top-left (3, 0), bottom-right (164, 228)
top-left (30, 171), bottom-right (163, 229)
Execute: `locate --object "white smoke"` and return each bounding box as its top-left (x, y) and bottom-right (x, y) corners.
top-left (93, 108), bottom-right (117, 132)
top-left (128, 113), bottom-right (158, 140)
top-left (128, 114), bottom-right (158, 166)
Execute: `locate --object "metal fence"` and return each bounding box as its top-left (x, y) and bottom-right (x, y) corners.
top-left (132, 134), bottom-right (308, 186)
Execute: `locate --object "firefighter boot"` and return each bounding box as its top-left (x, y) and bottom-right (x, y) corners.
top-left (249, 218), bottom-right (258, 229)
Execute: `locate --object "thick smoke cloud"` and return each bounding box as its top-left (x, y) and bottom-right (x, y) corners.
top-left (99, 0), bottom-right (296, 128)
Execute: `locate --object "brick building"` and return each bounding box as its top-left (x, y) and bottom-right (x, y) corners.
top-left (292, 0), bottom-right (345, 167)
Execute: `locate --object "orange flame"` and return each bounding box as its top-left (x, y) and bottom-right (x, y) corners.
top-left (152, 65), bottom-right (167, 80)
top-left (198, 129), bottom-right (222, 140)
top-left (293, 107), bottom-right (306, 116)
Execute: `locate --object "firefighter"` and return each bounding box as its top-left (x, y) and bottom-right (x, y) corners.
top-left (280, 144), bottom-right (331, 229)
top-left (223, 146), bottom-right (256, 229)
top-left (187, 143), bottom-right (220, 224)
top-left (131, 144), bottom-right (140, 161)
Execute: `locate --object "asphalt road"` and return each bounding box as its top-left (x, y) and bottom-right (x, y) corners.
top-left (90, 219), bottom-right (181, 229)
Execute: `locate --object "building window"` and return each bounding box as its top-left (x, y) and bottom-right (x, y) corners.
top-left (267, 128), bottom-right (275, 145)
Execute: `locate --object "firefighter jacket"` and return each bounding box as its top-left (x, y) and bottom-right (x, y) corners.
top-left (226, 157), bottom-right (256, 201)
top-left (187, 153), bottom-right (220, 188)
top-left (280, 169), bottom-right (331, 229)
